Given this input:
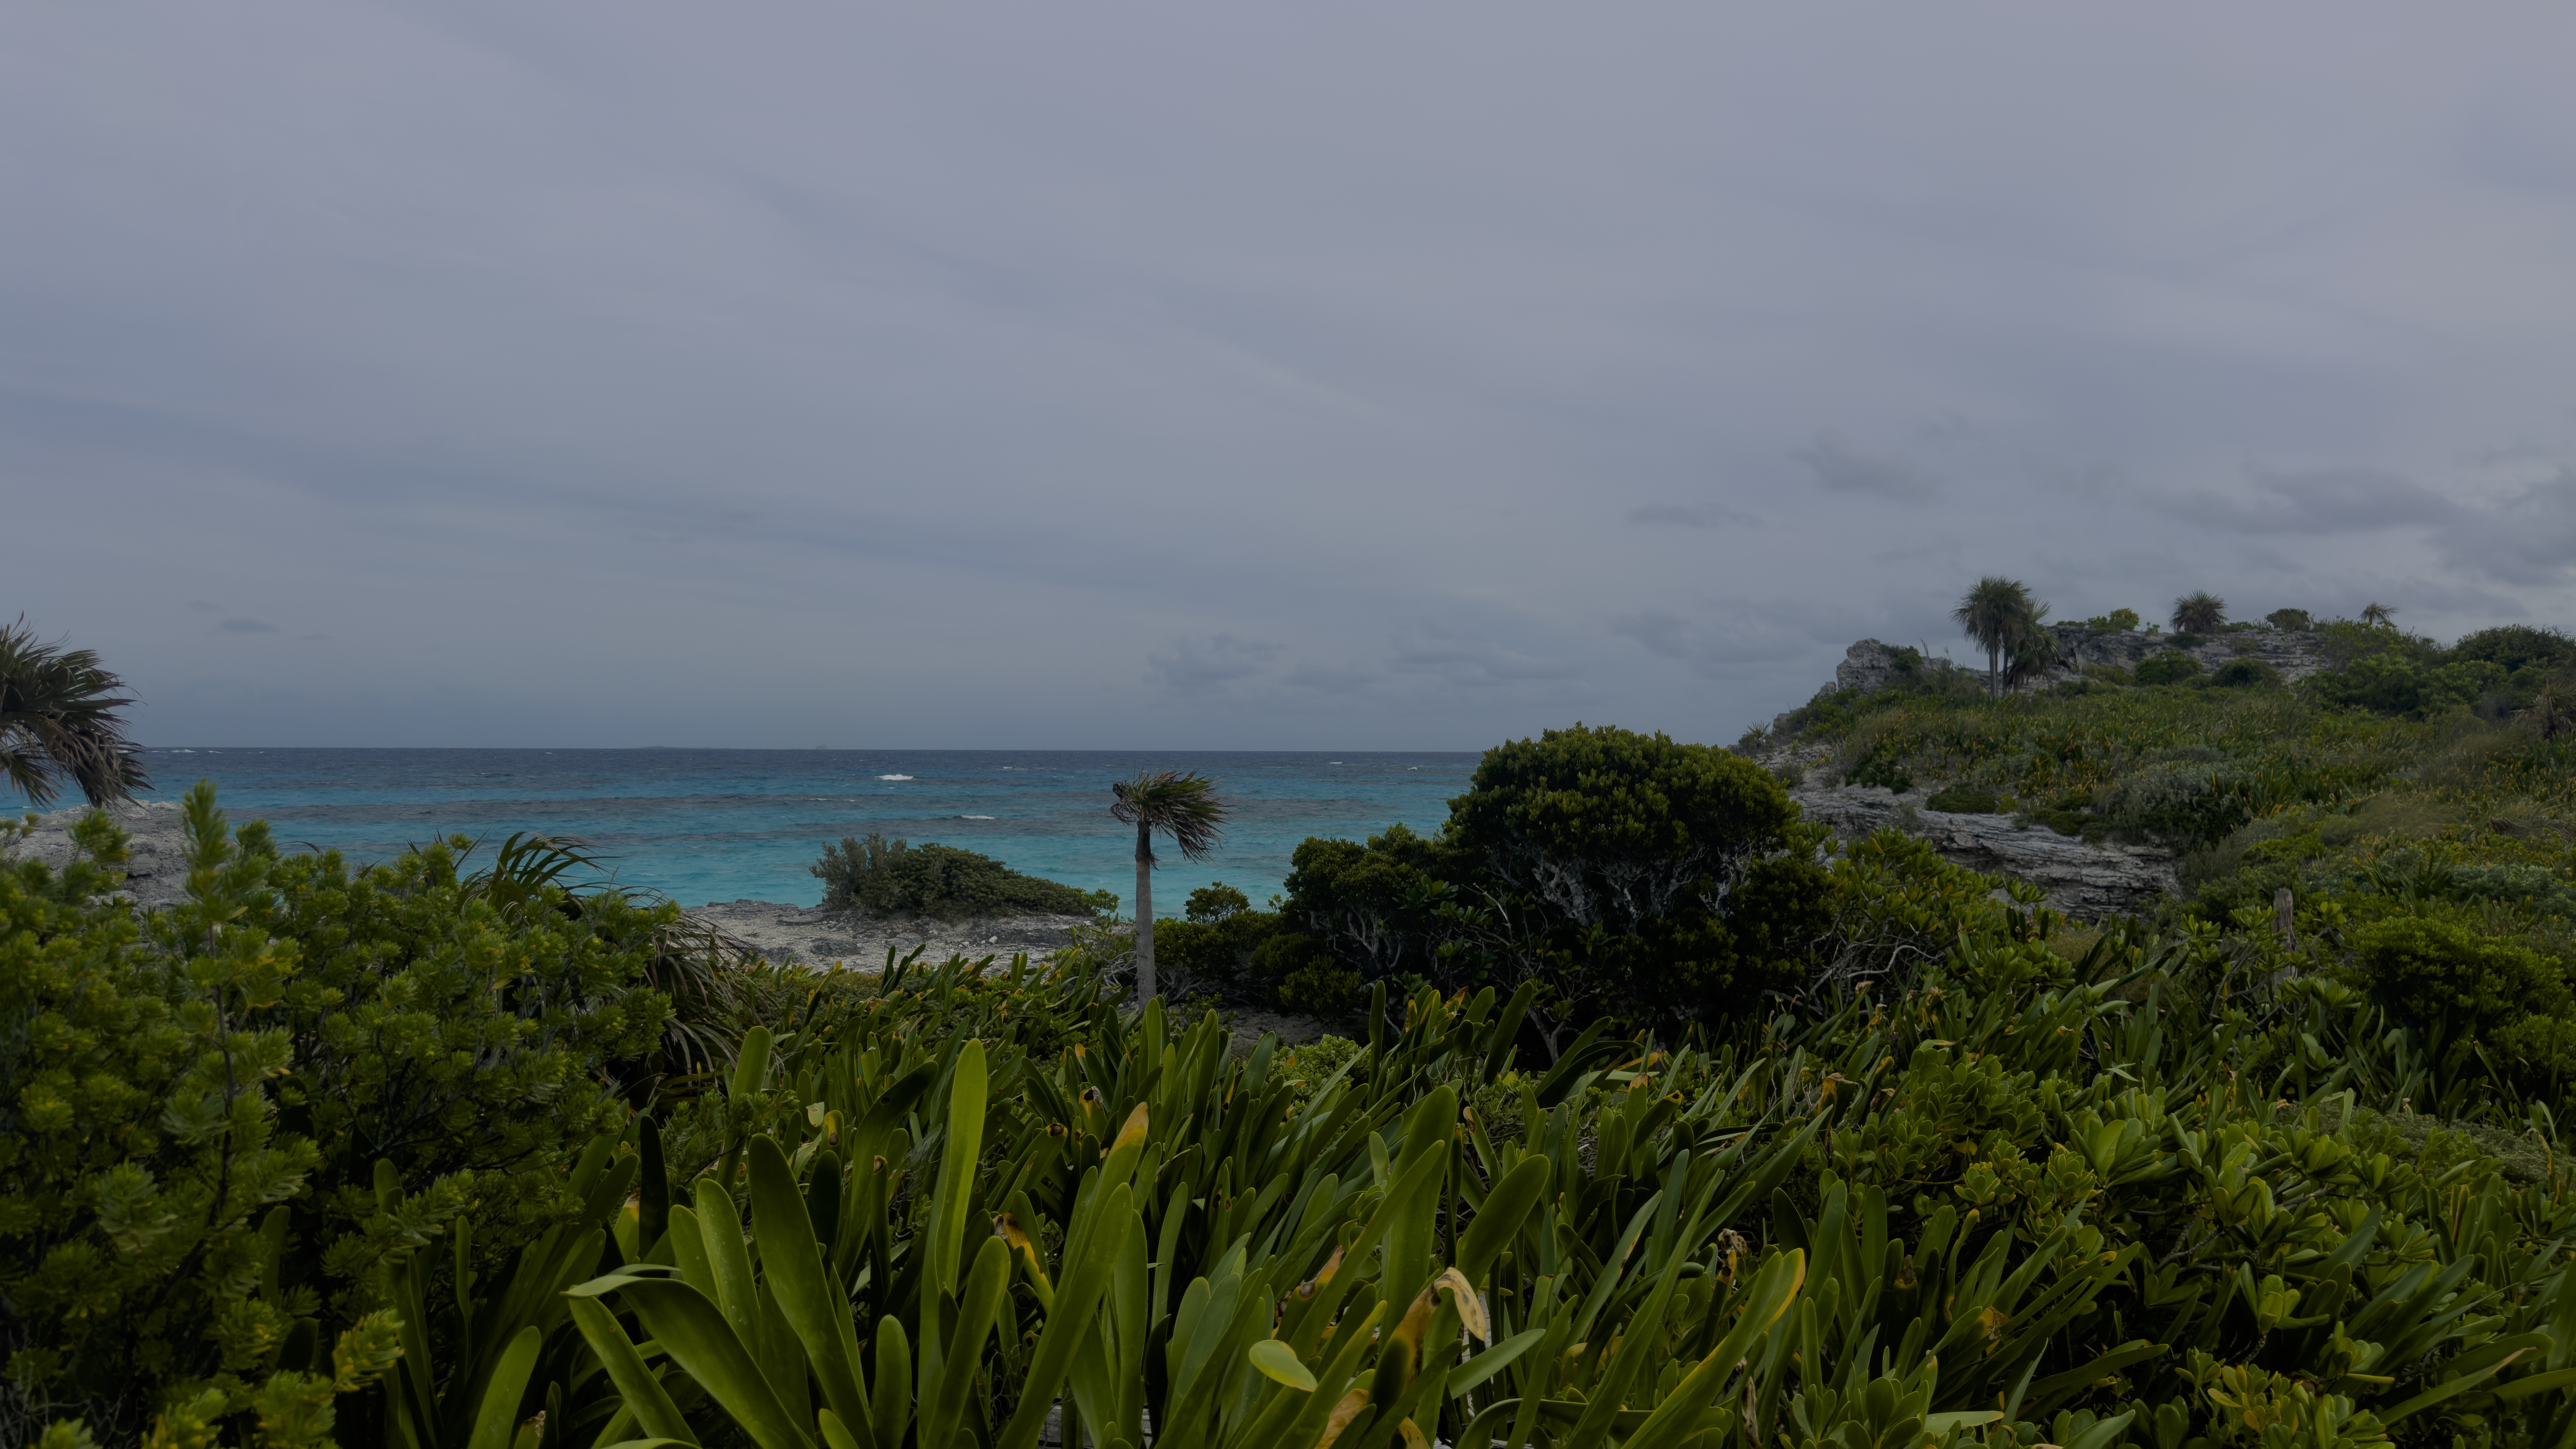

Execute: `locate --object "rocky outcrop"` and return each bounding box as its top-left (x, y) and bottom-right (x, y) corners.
top-left (2048, 624), bottom-right (2329, 682)
top-left (1836, 639), bottom-right (1962, 695)
top-left (685, 899), bottom-right (1095, 967)
top-left (1792, 784), bottom-right (2178, 918)
top-left (4, 800), bottom-right (196, 910)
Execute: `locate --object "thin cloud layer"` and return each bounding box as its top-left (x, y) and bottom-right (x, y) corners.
top-left (6, 3), bottom-right (2576, 748)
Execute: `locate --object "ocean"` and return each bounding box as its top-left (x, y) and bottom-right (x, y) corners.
top-left (32, 748), bottom-right (1483, 909)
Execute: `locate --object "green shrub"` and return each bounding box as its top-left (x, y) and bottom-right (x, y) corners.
top-left (2306, 655), bottom-right (2503, 717)
top-left (0, 786), bottom-right (672, 1442)
top-left (2135, 651), bottom-right (2203, 686)
top-left (2080, 608), bottom-right (2141, 631)
top-left (1276, 725), bottom-right (1832, 1039)
top-left (2347, 915), bottom-right (2571, 1034)
top-left (2448, 624), bottom-right (2575, 674)
top-left (2266, 608), bottom-right (2313, 631)
top-left (2212, 657), bottom-right (2281, 689)
top-left (1923, 784), bottom-right (2001, 813)
top-left (810, 832), bottom-right (1109, 919)
top-left (1276, 957), bottom-right (1366, 1014)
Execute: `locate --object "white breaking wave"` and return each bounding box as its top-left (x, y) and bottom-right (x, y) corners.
top-left (958, 814), bottom-right (995, 819)
top-left (877, 774), bottom-right (913, 780)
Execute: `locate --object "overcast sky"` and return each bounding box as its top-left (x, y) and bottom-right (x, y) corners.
top-left (10, 3), bottom-right (2576, 749)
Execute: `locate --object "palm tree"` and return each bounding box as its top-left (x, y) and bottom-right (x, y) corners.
top-left (2001, 603), bottom-right (2059, 689)
top-left (2360, 601), bottom-right (2396, 628)
top-left (1953, 577), bottom-right (2038, 697)
top-left (2171, 591), bottom-right (2227, 635)
top-left (1109, 770), bottom-right (1230, 1005)
top-left (1, 617), bottom-right (150, 809)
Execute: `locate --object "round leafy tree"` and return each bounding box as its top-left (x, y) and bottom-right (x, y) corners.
top-left (1442, 724), bottom-right (1829, 1031)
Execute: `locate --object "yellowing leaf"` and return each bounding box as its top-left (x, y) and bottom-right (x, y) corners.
top-left (1315, 1388), bottom-right (1370, 1449)
top-left (1432, 1267), bottom-right (1489, 1343)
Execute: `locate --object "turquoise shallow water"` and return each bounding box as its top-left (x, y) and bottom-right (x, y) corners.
top-left (27, 749), bottom-right (1482, 908)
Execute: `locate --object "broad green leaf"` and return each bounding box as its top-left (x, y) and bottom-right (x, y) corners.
top-left (616, 1278), bottom-right (815, 1449)
top-left (567, 1298), bottom-right (699, 1448)
top-left (1248, 1338), bottom-right (1317, 1392)
top-left (1456, 1157), bottom-right (1550, 1286)
top-left (465, 1327), bottom-right (542, 1449)
top-left (995, 1181), bottom-right (1136, 1449)
top-left (1445, 1328), bottom-right (1545, 1399)
top-left (746, 1136), bottom-right (873, 1443)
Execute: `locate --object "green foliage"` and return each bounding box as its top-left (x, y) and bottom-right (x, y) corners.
top-left (1272, 726), bottom-right (1835, 1042)
top-left (2135, 651), bottom-right (2204, 686)
top-left (2082, 608), bottom-right (2142, 632)
top-left (1924, 784), bottom-right (2002, 814)
top-left (0, 784), bottom-right (678, 1445)
top-left (2172, 589), bottom-right (2227, 633)
top-left (810, 832), bottom-right (1110, 919)
top-left (2306, 654), bottom-right (2503, 717)
top-left (2346, 916), bottom-right (2570, 1036)
top-left (0, 804), bottom-right (319, 1441)
top-left (21, 806), bottom-right (2576, 1449)
top-left (2211, 657), bottom-right (2281, 689)
top-left (2450, 625), bottom-right (2576, 674)
top-left (0, 618), bottom-right (150, 809)
top-left (2266, 608), bottom-right (2313, 631)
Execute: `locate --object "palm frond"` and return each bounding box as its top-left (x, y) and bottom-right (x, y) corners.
top-left (2171, 590), bottom-right (2228, 634)
top-left (0, 617), bottom-right (149, 809)
top-left (1110, 770), bottom-right (1231, 863)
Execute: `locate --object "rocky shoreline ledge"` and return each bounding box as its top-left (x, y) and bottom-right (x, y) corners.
top-left (688, 897), bottom-right (1094, 968)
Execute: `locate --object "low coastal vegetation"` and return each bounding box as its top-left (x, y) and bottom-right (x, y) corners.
top-left (7, 619), bottom-right (2576, 1449)
top-left (810, 833), bottom-right (1114, 921)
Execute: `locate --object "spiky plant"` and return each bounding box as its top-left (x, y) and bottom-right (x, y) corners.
top-left (2360, 600), bottom-right (2397, 628)
top-left (1108, 770), bottom-right (1229, 1005)
top-left (2171, 590), bottom-right (2227, 634)
top-left (2000, 602), bottom-right (2058, 690)
top-left (0, 617), bottom-right (150, 809)
top-left (1952, 577), bottom-right (2039, 697)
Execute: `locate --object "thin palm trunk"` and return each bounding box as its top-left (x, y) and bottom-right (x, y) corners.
top-left (1988, 644), bottom-right (2001, 697)
top-left (1133, 820), bottom-right (1155, 1003)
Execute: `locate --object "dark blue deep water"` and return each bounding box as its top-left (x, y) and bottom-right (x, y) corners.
top-left (37, 749), bottom-right (1481, 908)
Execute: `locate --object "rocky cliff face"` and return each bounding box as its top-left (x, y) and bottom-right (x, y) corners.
top-left (1790, 783), bottom-right (2178, 918)
top-left (1745, 624), bottom-right (2328, 919)
top-left (6, 800), bottom-right (196, 910)
top-left (2048, 623), bottom-right (2330, 682)
top-left (1820, 625), bottom-right (2331, 706)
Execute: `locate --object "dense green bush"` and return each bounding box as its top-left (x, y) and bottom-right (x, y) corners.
top-left (2348, 915), bottom-right (2569, 1034)
top-left (2306, 654), bottom-right (2503, 717)
top-left (2449, 624), bottom-right (2575, 673)
top-left (1146, 881), bottom-right (1287, 1000)
top-left (2210, 656), bottom-right (2280, 689)
top-left (2265, 607), bottom-right (2313, 630)
top-left (1923, 784), bottom-right (2001, 813)
top-left (0, 786), bottom-right (672, 1444)
top-left (1276, 725), bottom-right (1832, 1042)
top-left (2134, 650), bottom-right (2203, 686)
top-left (809, 832), bottom-right (1110, 918)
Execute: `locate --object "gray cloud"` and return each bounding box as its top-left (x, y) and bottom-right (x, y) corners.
top-left (1612, 604), bottom-right (1867, 680)
top-left (217, 618), bottom-right (279, 634)
top-left (1282, 662), bottom-right (1378, 694)
top-left (1390, 629), bottom-right (1578, 686)
top-left (1793, 432), bottom-right (1941, 502)
top-left (1146, 634), bottom-right (1282, 694)
top-left (5, 4), bottom-right (2576, 749)
top-left (2188, 467), bottom-right (2458, 534)
top-left (2436, 471), bottom-right (2576, 585)
top-left (1628, 502), bottom-right (1762, 529)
